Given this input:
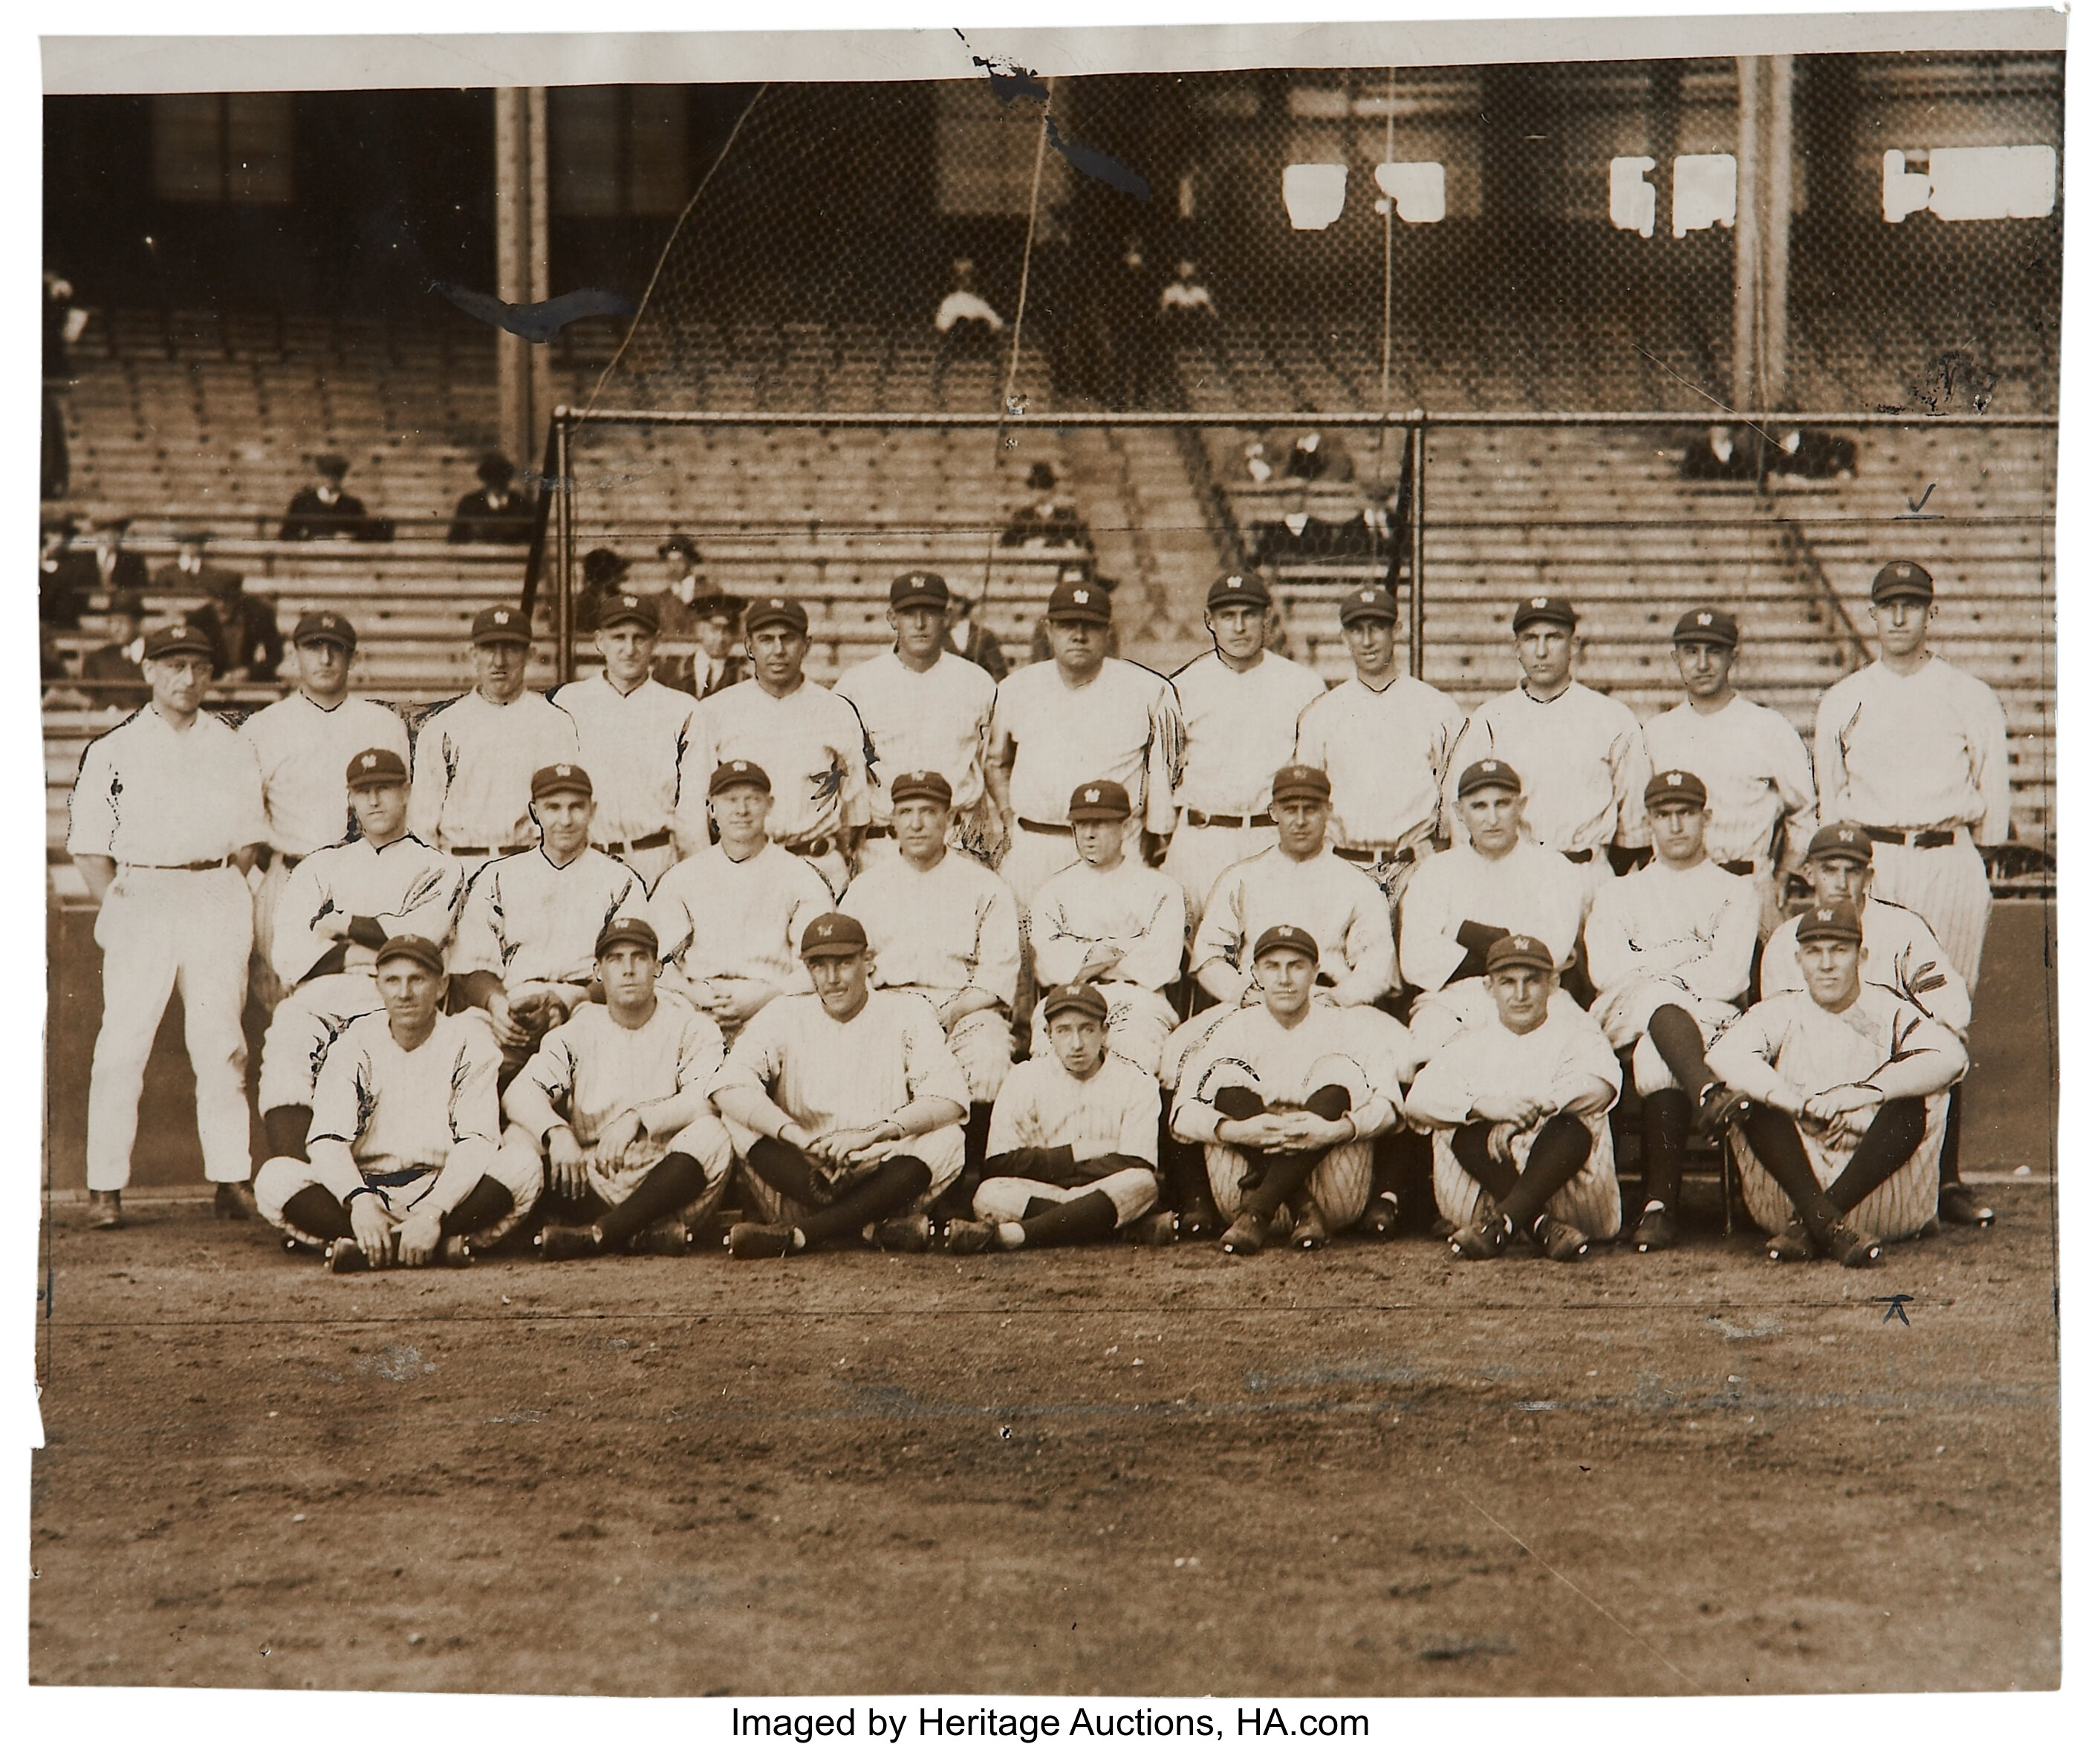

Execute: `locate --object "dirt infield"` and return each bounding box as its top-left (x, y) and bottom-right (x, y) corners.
top-left (27, 1181), bottom-right (2057, 1697)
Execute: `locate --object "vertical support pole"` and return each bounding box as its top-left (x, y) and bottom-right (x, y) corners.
top-left (1762, 55), bottom-right (1793, 411)
top-left (528, 88), bottom-right (553, 467)
top-left (553, 411), bottom-right (573, 684)
top-left (1408, 411), bottom-right (1427, 680)
top-left (496, 88), bottom-right (553, 474)
top-left (1732, 56), bottom-right (1762, 419)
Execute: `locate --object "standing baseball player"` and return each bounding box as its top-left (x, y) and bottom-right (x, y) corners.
top-left (67, 622), bottom-right (269, 1228)
top-left (1813, 559), bottom-right (2008, 1226)
top-left (1292, 583), bottom-right (1464, 902)
top-left (1642, 608), bottom-right (1816, 928)
top-left (1163, 573), bottom-right (1327, 912)
top-left (1405, 934), bottom-right (1624, 1262)
top-left (985, 575), bottom-right (1183, 903)
top-left (238, 609), bottom-right (409, 1006)
top-left (504, 917), bottom-right (738, 1260)
top-left (258, 748), bottom-right (466, 1163)
top-left (709, 913), bottom-right (971, 1258)
top-left (252, 934), bottom-right (540, 1271)
top-left (408, 605), bottom-right (580, 873)
top-left (943, 981), bottom-right (1172, 1253)
top-left (830, 573), bottom-right (997, 865)
top-left (551, 591), bottom-right (702, 890)
top-left (685, 593), bottom-right (872, 897)
top-left (1583, 770), bottom-right (1762, 1252)
top-left (646, 760), bottom-right (833, 1040)
top-left (450, 763), bottom-right (649, 1078)
top-left (1171, 925), bottom-right (1406, 1254)
top-left (1024, 780), bottom-right (1188, 1077)
top-left (1709, 899), bottom-right (1968, 1265)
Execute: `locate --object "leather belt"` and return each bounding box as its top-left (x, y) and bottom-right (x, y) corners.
top-left (1016, 817), bottom-right (1070, 836)
top-left (597, 827), bottom-right (673, 856)
top-left (123, 857), bottom-right (230, 871)
top-left (1335, 843), bottom-right (1417, 867)
top-left (1862, 826), bottom-right (1957, 850)
top-left (1561, 848), bottom-right (1594, 865)
top-left (782, 834), bottom-right (838, 859)
top-left (1717, 858), bottom-right (1756, 876)
top-left (1185, 809), bottom-right (1275, 829)
top-left (449, 845), bottom-right (503, 859)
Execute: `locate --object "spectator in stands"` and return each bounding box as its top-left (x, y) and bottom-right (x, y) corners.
top-left (39, 517), bottom-right (91, 628)
top-left (1105, 233), bottom-right (1160, 409)
top-left (1244, 439), bottom-right (1275, 485)
top-left (946, 590), bottom-right (1009, 684)
top-left (153, 528), bottom-right (239, 596)
top-left (690, 593), bottom-right (750, 698)
top-left (1159, 259), bottom-right (1218, 331)
top-left (1763, 426), bottom-right (1859, 481)
top-left (1285, 432), bottom-right (1353, 484)
top-left (643, 535), bottom-right (705, 691)
top-left (576, 547), bottom-right (631, 635)
top-left (1001, 463), bottom-right (1088, 550)
top-left (1680, 424), bottom-right (1761, 481)
top-left (79, 590), bottom-right (150, 708)
top-left (933, 258), bottom-right (1004, 388)
top-left (282, 453), bottom-right (383, 541)
top-left (42, 273), bottom-right (87, 501)
top-left (447, 453), bottom-right (536, 544)
top-left (185, 568), bottom-right (285, 683)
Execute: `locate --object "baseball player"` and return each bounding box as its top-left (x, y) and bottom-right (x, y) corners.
top-left (830, 572), bottom-right (997, 866)
top-left (238, 610), bottom-right (409, 1005)
top-left (253, 934), bottom-right (539, 1271)
top-left (1642, 608), bottom-right (1816, 928)
top-left (1583, 769), bottom-right (1762, 1252)
top-left (503, 917), bottom-right (738, 1260)
top-left (685, 594), bottom-right (872, 897)
top-left (839, 769), bottom-right (1021, 1164)
top-left (67, 621), bottom-right (269, 1228)
top-left (944, 981), bottom-right (1172, 1253)
top-left (1024, 779), bottom-right (1187, 1077)
top-left (1709, 899), bottom-right (1968, 1265)
top-left (407, 605), bottom-right (580, 873)
top-left (709, 913), bottom-right (971, 1258)
top-left (1171, 924), bottom-right (1407, 1253)
top-left (1163, 573), bottom-right (1327, 912)
top-left (1404, 934), bottom-right (1624, 1262)
top-left (1292, 584), bottom-right (1465, 902)
top-left (451, 763), bottom-right (649, 1078)
top-left (258, 748), bottom-right (466, 1162)
top-left (550, 591), bottom-right (702, 889)
top-left (1443, 595), bottom-right (1651, 887)
top-left (985, 574), bottom-right (1183, 903)
top-left (1400, 758), bottom-right (1588, 1050)
top-left (1761, 821), bottom-right (1989, 1227)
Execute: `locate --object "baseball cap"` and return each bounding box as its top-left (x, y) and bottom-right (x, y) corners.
top-left (1270, 764), bottom-right (1332, 806)
top-left (1251, 923), bottom-right (1320, 966)
top-left (744, 595), bottom-right (810, 637)
top-left (596, 592), bottom-right (660, 634)
top-left (1339, 585), bottom-right (1398, 626)
top-left (470, 605), bottom-right (531, 646)
top-left (1512, 594), bottom-right (1577, 634)
top-left (1807, 821), bottom-right (1873, 865)
top-left (1206, 573), bottom-right (1271, 613)
top-left (140, 622), bottom-right (216, 662)
top-left (294, 610), bottom-right (357, 651)
top-left (1671, 608), bottom-right (1737, 648)
top-left (345, 747), bottom-right (409, 790)
top-left (1067, 780), bottom-right (1132, 821)
top-left (1796, 901), bottom-right (1865, 945)
top-left (889, 571), bottom-right (951, 611)
top-left (530, 761), bottom-right (593, 801)
top-left (1039, 982), bottom-right (1111, 1024)
top-left (595, 917), bottom-right (660, 959)
top-left (1045, 576), bottom-right (1112, 624)
top-left (374, 934), bottom-right (443, 975)
top-left (1485, 934), bottom-right (1556, 975)
top-left (891, 769), bottom-right (954, 807)
top-left (709, 759), bottom-right (770, 797)
top-left (800, 912), bottom-right (868, 959)
top-left (1644, 769), bottom-right (1709, 810)
top-left (1455, 758), bottom-right (1522, 798)
top-left (1871, 560), bottom-right (1934, 604)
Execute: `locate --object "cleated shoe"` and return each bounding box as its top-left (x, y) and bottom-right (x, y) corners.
top-left (325, 1237), bottom-right (371, 1275)
top-left (1122, 1208), bottom-right (1180, 1248)
top-left (1693, 1081), bottom-right (1755, 1145)
top-left (871, 1213), bottom-right (933, 1254)
top-left (213, 1182), bottom-right (254, 1221)
top-left (1291, 1204), bottom-right (1332, 1250)
top-left (1824, 1220), bottom-right (1884, 1269)
top-left (1534, 1216), bottom-right (1590, 1262)
top-left (88, 1190), bottom-right (123, 1230)
top-left (1937, 1182), bottom-right (1996, 1229)
top-left (438, 1234), bottom-right (478, 1268)
top-left (1219, 1210), bottom-right (1267, 1255)
top-left (727, 1223), bottom-right (800, 1260)
top-left (626, 1223), bottom-right (695, 1258)
top-left (1631, 1203), bottom-right (1677, 1253)
top-left (1176, 1199), bottom-right (1220, 1241)
top-left (1449, 1208), bottom-right (1510, 1261)
top-left (943, 1217), bottom-right (999, 1256)
top-left (1765, 1219), bottom-right (1814, 1263)
top-left (536, 1223), bottom-right (607, 1261)
top-left (1358, 1193), bottom-right (1402, 1239)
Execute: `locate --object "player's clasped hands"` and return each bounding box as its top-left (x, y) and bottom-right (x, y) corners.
top-left (394, 1208), bottom-right (446, 1268)
top-left (545, 1124), bottom-right (591, 1197)
top-left (593, 1106), bottom-right (647, 1165)
top-left (348, 1191), bottom-right (394, 1269)
top-left (1472, 1087), bottom-right (1554, 1128)
top-left (1801, 1084), bottom-right (1884, 1139)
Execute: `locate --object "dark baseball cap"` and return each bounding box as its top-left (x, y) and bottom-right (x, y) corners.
top-left (1644, 769), bottom-right (1709, 810)
top-left (1340, 585), bottom-right (1398, 626)
top-left (1871, 561), bottom-right (1934, 604)
top-left (708, 759), bottom-right (770, 797)
top-left (1672, 608), bottom-right (1737, 647)
top-left (140, 622), bottom-right (216, 662)
top-left (800, 912), bottom-right (868, 960)
top-left (374, 934), bottom-right (444, 975)
top-left (596, 592), bottom-right (660, 634)
top-left (1206, 573), bottom-right (1271, 612)
top-left (744, 595), bottom-right (810, 637)
top-left (1485, 934), bottom-right (1556, 975)
top-left (891, 769), bottom-right (954, 807)
top-left (1040, 982), bottom-right (1111, 1024)
top-left (1513, 594), bottom-right (1577, 633)
top-left (889, 571), bottom-right (951, 611)
top-left (595, 917), bottom-right (660, 959)
top-left (530, 762), bottom-right (593, 801)
top-left (1455, 758), bottom-right (1522, 798)
top-left (1251, 923), bottom-right (1319, 966)
top-left (470, 605), bottom-right (531, 645)
top-left (294, 610), bottom-right (357, 651)
top-left (1796, 901), bottom-right (1865, 945)
top-left (1270, 764), bottom-right (1332, 805)
top-left (1067, 780), bottom-right (1132, 821)
top-left (345, 747), bottom-right (409, 790)
top-left (1807, 821), bottom-right (1873, 865)
top-left (1045, 576), bottom-right (1113, 624)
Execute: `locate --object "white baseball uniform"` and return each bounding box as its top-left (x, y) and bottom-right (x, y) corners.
top-left (1814, 654), bottom-right (2009, 986)
top-left (830, 648), bottom-right (995, 862)
top-left (1024, 853), bottom-right (1188, 1075)
top-left (1642, 694), bottom-right (1816, 878)
top-left (645, 841), bottom-right (832, 1035)
top-left (1444, 681), bottom-right (1652, 875)
top-left (1400, 838), bottom-right (1587, 1047)
top-left (977, 1053), bottom-right (1163, 1228)
top-left (406, 689), bottom-right (581, 865)
top-left (452, 846), bottom-right (648, 994)
top-left (1163, 648), bottom-right (1327, 910)
top-left (1404, 1003), bottom-right (1623, 1238)
top-left (1761, 897), bottom-right (1971, 1036)
top-left (1293, 668), bottom-right (1465, 894)
top-left (840, 849), bottom-right (1021, 1102)
top-left (1708, 986), bottom-right (1967, 1240)
top-left (68, 705), bottom-right (269, 1191)
top-left (259, 833), bottom-right (466, 1112)
top-left (551, 671), bottom-right (703, 888)
top-left (1583, 858), bottom-right (1761, 1094)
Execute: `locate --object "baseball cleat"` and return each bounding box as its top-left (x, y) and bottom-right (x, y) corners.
top-left (1449, 1208), bottom-right (1510, 1261)
top-left (87, 1190), bottom-right (123, 1230)
top-left (1533, 1216), bottom-right (1590, 1262)
top-left (1693, 1082), bottom-right (1755, 1145)
top-left (1219, 1210), bottom-right (1268, 1255)
top-left (1631, 1203), bottom-right (1677, 1252)
top-left (438, 1234), bottom-right (478, 1267)
top-left (1176, 1200), bottom-right (1220, 1241)
top-left (726, 1222), bottom-right (799, 1260)
top-left (1357, 1193), bottom-right (1402, 1239)
top-left (1823, 1220), bottom-right (1884, 1269)
top-left (1291, 1204), bottom-right (1332, 1250)
top-left (536, 1223), bottom-right (606, 1261)
top-left (1937, 1182), bottom-right (1996, 1228)
top-left (325, 1237), bottom-right (372, 1274)
top-left (625, 1223), bottom-right (695, 1258)
top-left (943, 1217), bottom-right (998, 1255)
top-left (1764, 1220), bottom-right (1814, 1263)
top-left (871, 1213), bottom-right (933, 1254)
top-left (213, 1182), bottom-right (254, 1221)
top-left (1122, 1208), bottom-right (1180, 1248)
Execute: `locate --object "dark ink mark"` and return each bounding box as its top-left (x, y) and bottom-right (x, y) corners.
top-left (1875, 403), bottom-right (1906, 415)
top-left (433, 282), bottom-right (635, 345)
top-left (1906, 483), bottom-right (1936, 514)
top-left (1875, 1294), bottom-right (1915, 1326)
top-left (955, 29), bottom-right (1051, 104)
top-left (1045, 117), bottom-right (1151, 200)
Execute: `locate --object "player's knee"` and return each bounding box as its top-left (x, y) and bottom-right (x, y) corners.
top-left (664, 1116), bottom-right (736, 1180)
top-left (252, 1154), bottom-right (313, 1227)
top-left (1095, 1166), bottom-right (1160, 1224)
top-left (972, 1176), bottom-right (1042, 1223)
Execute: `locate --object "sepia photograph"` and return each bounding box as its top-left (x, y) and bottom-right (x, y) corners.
top-left (27, 4), bottom-right (2065, 1704)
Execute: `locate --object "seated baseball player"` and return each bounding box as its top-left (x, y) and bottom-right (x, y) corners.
top-left (502, 917), bottom-right (737, 1260)
top-left (451, 762), bottom-right (649, 1079)
top-left (709, 913), bottom-right (971, 1258)
top-left (646, 759), bottom-right (835, 1041)
top-left (1024, 779), bottom-right (1188, 1078)
top-left (1761, 821), bottom-right (1988, 1229)
top-left (1583, 769), bottom-right (1762, 1253)
top-left (1404, 934), bottom-right (1624, 1263)
top-left (257, 747), bottom-right (467, 1162)
top-left (1171, 925), bottom-right (1407, 1255)
top-left (945, 982), bottom-right (1172, 1254)
top-left (1707, 899), bottom-right (1967, 1267)
top-left (253, 934), bottom-right (540, 1272)
top-left (839, 769), bottom-right (1020, 1162)
top-left (1400, 757), bottom-right (1587, 1051)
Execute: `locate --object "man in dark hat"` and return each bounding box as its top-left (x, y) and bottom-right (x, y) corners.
top-left (447, 453), bottom-right (535, 544)
top-left (944, 588), bottom-right (1010, 683)
top-left (643, 534), bottom-right (732, 692)
top-left (575, 546), bottom-right (631, 636)
top-left (183, 561), bottom-right (285, 682)
top-left (77, 590), bottom-right (150, 707)
top-left (1001, 461), bottom-right (1088, 549)
top-left (281, 452), bottom-right (378, 541)
top-left (152, 525), bottom-right (238, 594)
top-left (39, 515), bottom-right (94, 628)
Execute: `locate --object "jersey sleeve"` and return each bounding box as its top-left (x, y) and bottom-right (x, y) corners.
top-left (449, 862), bottom-right (507, 980)
top-left (305, 1026), bottom-right (376, 1200)
top-left (1023, 882), bottom-right (1088, 987)
top-left (65, 737), bottom-right (120, 859)
top-left (1679, 874), bottom-right (1761, 1005)
top-left (1115, 1070), bottom-right (1162, 1165)
top-left (1966, 676), bottom-right (2011, 845)
top-left (1706, 1000), bottom-right (1792, 1104)
top-left (1867, 1005), bottom-right (1967, 1099)
top-left (970, 875), bottom-right (1023, 1007)
top-left (1332, 873), bottom-right (1398, 1005)
top-left (900, 996), bottom-right (972, 1113)
top-left (1766, 711), bottom-right (1819, 869)
top-left (644, 873), bottom-right (698, 969)
top-left (386, 856), bottom-right (469, 950)
top-left (406, 712), bottom-right (453, 844)
top-left (1812, 686), bottom-right (1854, 827)
top-left (269, 855), bottom-right (335, 986)
top-left (1609, 708), bottom-right (1653, 849)
top-left (1892, 911), bottom-right (1971, 1033)
top-left (1579, 882), bottom-right (1641, 996)
top-left (1123, 873), bottom-right (1191, 992)
top-left (444, 1024), bottom-right (504, 1167)
top-left (1142, 675), bottom-right (1186, 836)
top-left (1549, 1014), bottom-right (1624, 1113)
top-left (507, 1026), bottom-right (578, 1139)
top-left (833, 692), bottom-right (875, 830)
top-left (1397, 860), bottom-right (1468, 993)
top-left (984, 1070), bottom-right (1035, 1158)
top-left (1401, 1041), bottom-right (1480, 1128)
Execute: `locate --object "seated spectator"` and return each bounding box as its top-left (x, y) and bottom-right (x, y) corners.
top-left (1243, 439), bottom-right (1275, 485)
top-left (1159, 259), bottom-right (1218, 328)
top-left (946, 590), bottom-right (1009, 683)
top-left (1680, 424), bottom-right (1760, 481)
top-left (447, 453), bottom-right (536, 544)
top-left (576, 547), bottom-right (631, 635)
top-left (688, 592), bottom-right (750, 697)
top-left (934, 258), bottom-right (1004, 386)
top-left (1763, 426), bottom-right (1859, 481)
top-left (39, 515), bottom-right (96, 628)
top-left (78, 590), bottom-right (150, 707)
top-left (185, 566), bottom-right (285, 683)
top-left (152, 527), bottom-right (234, 594)
top-left (650, 534), bottom-right (708, 635)
top-left (1285, 432), bottom-right (1353, 484)
top-left (1001, 462), bottom-right (1089, 549)
top-left (282, 452), bottom-right (389, 540)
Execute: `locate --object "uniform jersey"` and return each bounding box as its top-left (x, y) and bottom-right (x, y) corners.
top-left (1761, 897), bottom-right (1971, 1034)
top-left (1445, 680), bottom-right (1651, 853)
top-left (1584, 858), bottom-right (1761, 1011)
top-left (1398, 839), bottom-right (1587, 993)
top-left (711, 988), bottom-right (972, 1139)
top-left (239, 692), bottom-right (411, 858)
top-left (1642, 694), bottom-right (1816, 870)
top-left (646, 841), bottom-right (833, 994)
top-left (686, 677), bottom-right (873, 846)
top-left (830, 649), bottom-right (996, 822)
top-left (406, 689), bottom-right (581, 854)
top-left (1192, 845), bottom-right (1395, 1006)
top-left (509, 996), bottom-right (726, 1150)
top-left (987, 1054), bottom-right (1162, 1168)
top-left (1814, 655), bottom-right (2009, 840)
top-left (1292, 671), bottom-right (1465, 847)
top-left (1168, 649), bottom-right (1328, 817)
top-left (68, 703), bottom-right (268, 865)
top-left (1172, 1003), bottom-right (1400, 1143)
top-left (305, 1009), bottom-right (501, 1200)
top-left (989, 657), bottom-right (1183, 833)
top-left (452, 847), bottom-right (648, 988)
top-left (550, 673), bottom-right (702, 851)
top-left (269, 833), bottom-right (465, 987)
top-left (1026, 855), bottom-right (1188, 993)
top-left (1708, 986), bottom-right (1966, 1107)
top-left (839, 850), bottom-right (1021, 1006)
top-left (1405, 1003), bottom-right (1622, 1129)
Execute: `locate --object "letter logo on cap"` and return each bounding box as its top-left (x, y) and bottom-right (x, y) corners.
top-left (1816, 908), bottom-right (1834, 923)
top-left (1074, 589), bottom-right (1090, 604)
top-left (1530, 596), bottom-right (1548, 609)
top-left (1484, 760), bottom-right (1500, 773)
top-left (733, 761), bottom-right (749, 772)
top-left (493, 610), bottom-right (510, 624)
top-left (769, 596), bottom-right (784, 608)
top-left (360, 754), bottom-right (376, 769)
top-left (1085, 787), bottom-right (1099, 803)
top-left (1666, 772), bottom-right (1683, 787)
top-left (557, 764), bottom-right (572, 778)
top-left (1697, 612), bottom-right (1713, 625)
